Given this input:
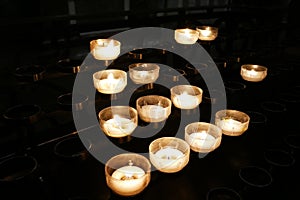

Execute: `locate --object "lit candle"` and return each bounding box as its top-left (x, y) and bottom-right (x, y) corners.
top-left (149, 137), bottom-right (190, 173)
top-left (215, 110), bottom-right (250, 136)
top-left (170, 85), bottom-right (202, 110)
top-left (240, 64), bottom-right (268, 82)
top-left (141, 105), bottom-right (165, 121)
top-left (172, 91), bottom-right (200, 109)
top-left (106, 156), bottom-right (151, 197)
top-left (196, 26), bottom-right (218, 41)
top-left (184, 122), bottom-right (222, 153)
top-left (90, 39), bottom-right (121, 60)
top-left (93, 70), bottom-right (127, 94)
top-left (175, 28), bottom-right (199, 44)
top-left (129, 63), bottom-right (160, 84)
top-left (102, 114), bottom-right (137, 138)
top-left (186, 131), bottom-right (216, 150)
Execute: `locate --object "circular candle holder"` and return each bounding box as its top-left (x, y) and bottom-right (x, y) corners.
top-left (215, 109), bottom-right (250, 136)
top-left (203, 89), bottom-right (225, 105)
top-left (206, 187), bottom-right (241, 200)
top-left (99, 106), bottom-right (138, 138)
top-left (239, 165), bottom-right (272, 188)
top-left (170, 85), bottom-right (203, 110)
top-left (136, 95), bottom-right (172, 123)
top-left (93, 69), bottom-right (127, 94)
top-left (57, 93), bottom-right (88, 111)
top-left (240, 64), bottom-right (268, 82)
top-left (54, 135), bottom-right (91, 160)
top-left (105, 153), bottom-right (151, 197)
top-left (174, 28), bottom-right (199, 45)
top-left (128, 63), bottom-right (160, 85)
top-left (196, 26), bottom-right (218, 41)
top-left (149, 137), bottom-right (190, 173)
top-left (56, 58), bottom-right (82, 74)
top-left (264, 149), bottom-right (295, 168)
top-left (90, 39), bottom-right (121, 60)
top-left (14, 65), bottom-right (46, 82)
top-left (185, 122), bottom-right (222, 153)
top-left (0, 155), bottom-right (38, 182)
top-left (3, 104), bottom-right (42, 125)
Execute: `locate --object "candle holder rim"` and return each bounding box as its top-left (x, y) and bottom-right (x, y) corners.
top-left (263, 148), bottom-right (295, 167)
top-left (105, 153), bottom-right (151, 180)
top-left (241, 64), bottom-right (268, 71)
top-left (136, 95), bottom-right (172, 104)
top-left (128, 63), bottom-right (160, 71)
top-left (149, 137), bottom-right (190, 156)
top-left (175, 28), bottom-right (199, 34)
top-left (3, 104), bottom-right (42, 121)
top-left (284, 134), bottom-right (300, 149)
top-left (90, 38), bottom-right (121, 46)
top-left (99, 106), bottom-right (138, 119)
top-left (206, 186), bottom-right (241, 200)
top-left (57, 92), bottom-right (89, 106)
top-left (170, 84), bottom-right (203, 94)
top-left (0, 155), bottom-right (38, 182)
top-left (196, 26), bottom-right (218, 31)
top-left (93, 69), bottom-right (127, 79)
top-left (238, 165), bottom-right (273, 188)
top-left (215, 109), bottom-right (250, 121)
top-left (260, 101), bottom-right (287, 112)
top-left (185, 121), bottom-right (222, 133)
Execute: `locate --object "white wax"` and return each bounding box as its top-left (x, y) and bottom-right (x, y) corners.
top-left (131, 71), bottom-right (155, 84)
top-left (173, 91), bottom-right (200, 109)
top-left (153, 147), bottom-right (184, 171)
top-left (93, 40), bottom-right (120, 60)
top-left (102, 115), bottom-right (136, 137)
top-left (219, 118), bottom-right (244, 133)
top-left (186, 131), bottom-right (216, 150)
top-left (96, 73), bottom-right (125, 94)
top-left (110, 165), bottom-right (146, 195)
top-left (141, 105), bottom-right (166, 120)
top-left (175, 29), bottom-right (198, 44)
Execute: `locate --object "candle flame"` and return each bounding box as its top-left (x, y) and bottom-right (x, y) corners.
top-left (107, 72), bottom-right (115, 80)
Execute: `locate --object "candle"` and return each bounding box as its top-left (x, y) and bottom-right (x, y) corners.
top-left (240, 64), bottom-right (268, 82)
top-left (196, 26), bottom-right (218, 41)
top-left (136, 95), bottom-right (172, 123)
top-left (102, 114), bottom-right (137, 138)
top-left (93, 70), bottom-right (127, 94)
top-left (187, 131), bottom-right (216, 150)
top-left (105, 154), bottom-right (151, 197)
top-left (99, 106), bottom-right (138, 138)
top-left (149, 137), bottom-right (190, 173)
top-left (184, 122), bottom-right (222, 153)
top-left (170, 85), bottom-right (203, 109)
top-left (129, 63), bottom-right (160, 84)
top-left (90, 39), bottom-right (121, 60)
top-left (174, 28), bottom-right (199, 44)
top-left (215, 110), bottom-right (250, 136)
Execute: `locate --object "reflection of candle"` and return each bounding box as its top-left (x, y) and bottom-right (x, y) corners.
top-left (186, 131), bottom-right (216, 150)
top-left (175, 28), bottom-right (199, 44)
top-left (109, 161), bottom-right (147, 196)
top-left (240, 64), bottom-right (267, 82)
top-left (173, 91), bottom-right (200, 109)
top-left (219, 118), bottom-right (244, 133)
top-left (154, 147), bottom-right (184, 171)
top-left (102, 114), bottom-right (137, 138)
top-left (91, 39), bottom-right (121, 60)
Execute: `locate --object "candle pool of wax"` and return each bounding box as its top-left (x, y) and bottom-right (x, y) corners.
top-left (173, 91), bottom-right (200, 109)
top-left (102, 115), bottom-right (136, 137)
top-left (141, 105), bottom-right (166, 119)
top-left (219, 118), bottom-right (244, 132)
top-left (153, 147), bottom-right (184, 170)
top-left (186, 131), bottom-right (216, 150)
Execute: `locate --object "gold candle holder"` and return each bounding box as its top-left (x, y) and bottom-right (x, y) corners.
top-left (105, 153), bottom-right (151, 197)
top-left (128, 63), bottom-right (160, 85)
top-left (170, 85), bottom-right (203, 110)
top-left (215, 109), bottom-right (250, 136)
top-left (90, 39), bottom-right (121, 60)
top-left (149, 137), bottom-right (190, 173)
top-left (136, 95), bottom-right (172, 123)
top-left (174, 28), bottom-right (199, 45)
top-left (196, 26), bottom-right (218, 41)
top-left (240, 64), bottom-right (268, 82)
top-left (93, 69), bottom-right (127, 94)
top-left (185, 122), bottom-right (222, 153)
top-left (99, 106), bottom-right (138, 138)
